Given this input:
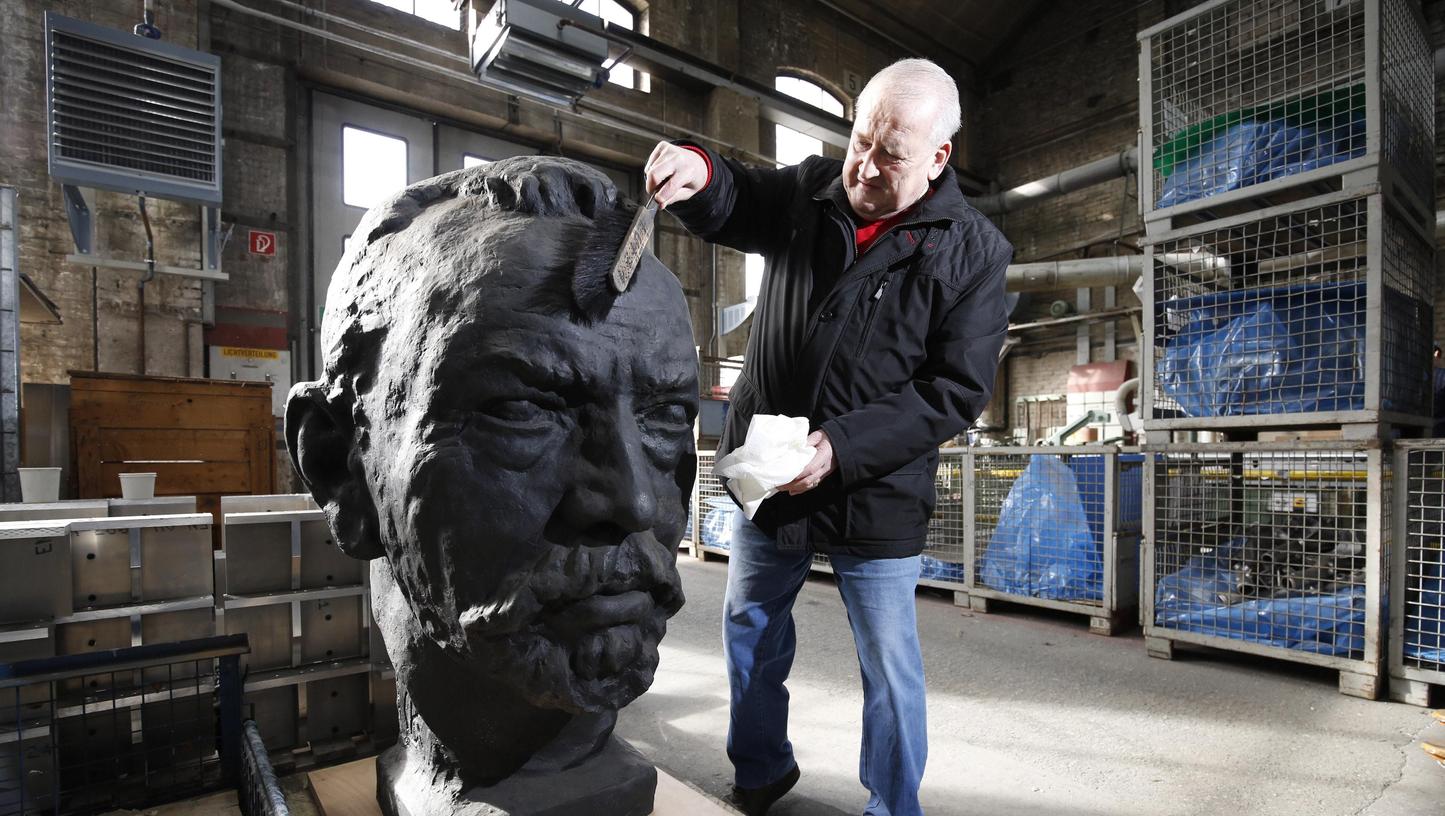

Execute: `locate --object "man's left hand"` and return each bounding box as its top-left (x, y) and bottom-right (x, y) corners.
top-left (780, 430), bottom-right (837, 495)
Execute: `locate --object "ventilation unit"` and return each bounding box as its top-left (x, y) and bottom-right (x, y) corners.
top-left (46, 12), bottom-right (221, 204)
top-left (44, 12), bottom-right (224, 277)
top-left (470, 0), bottom-right (611, 107)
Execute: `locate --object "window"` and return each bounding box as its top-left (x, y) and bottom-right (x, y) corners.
top-left (574, 0), bottom-right (647, 91)
top-left (366, 0), bottom-right (461, 29)
top-left (463, 154), bottom-right (491, 169)
top-left (342, 126), bottom-right (408, 209)
top-left (774, 76), bottom-right (844, 168)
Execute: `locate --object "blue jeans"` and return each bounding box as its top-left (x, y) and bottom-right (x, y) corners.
top-left (723, 520), bottom-right (927, 816)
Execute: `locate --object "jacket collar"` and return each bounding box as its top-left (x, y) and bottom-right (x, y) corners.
top-left (812, 163), bottom-right (967, 227)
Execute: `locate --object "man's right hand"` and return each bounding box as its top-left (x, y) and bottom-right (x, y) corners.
top-left (644, 142), bottom-right (709, 208)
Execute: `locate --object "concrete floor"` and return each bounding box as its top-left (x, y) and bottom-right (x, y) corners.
top-left (616, 557), bottom-right (1445, 816)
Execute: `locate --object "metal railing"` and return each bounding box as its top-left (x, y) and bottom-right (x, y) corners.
top-left (0, 634), bottom-right (248, 816)
top-left (238, 720), bottom-right (289, 816)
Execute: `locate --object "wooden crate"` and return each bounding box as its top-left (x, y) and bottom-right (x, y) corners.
top-left (68, 372), bottom-right (276, 536)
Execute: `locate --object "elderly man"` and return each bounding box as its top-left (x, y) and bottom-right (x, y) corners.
top-left (645, 59), bottom-right (1011, 816)
top-left (286, 158), bottom-right (698, 815)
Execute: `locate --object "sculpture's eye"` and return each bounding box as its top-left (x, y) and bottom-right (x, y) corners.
top-left (639, 401), bottom-right (691, 435)
top-left (480, 398), bottom-right (559, 428)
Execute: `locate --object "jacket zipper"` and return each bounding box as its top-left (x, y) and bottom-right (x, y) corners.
top-left (854, 277), bottom-right (890, 357)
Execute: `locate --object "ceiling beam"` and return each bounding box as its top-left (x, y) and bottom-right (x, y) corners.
top-left (813, 0), bottom-right (978, 72)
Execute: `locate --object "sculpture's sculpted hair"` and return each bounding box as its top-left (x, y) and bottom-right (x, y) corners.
top-left (318, 158), bottom-right (634, 415)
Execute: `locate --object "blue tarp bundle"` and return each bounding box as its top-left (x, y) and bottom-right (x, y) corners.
top-left (1159, 281), bottom-right (1365, 417)
top-left (1154, 540), bottom-right (1365, 657)
top-left (1156, 115), bottom-right (1365, 208)
top-left (921, 555), bottom-right (965, 583)
top-left (979, 456), bottom-right (1102, 601)
top-left (701, 497), bottom-right (741, 550)
top-left (1405, 545), bottom-right (1445, 666)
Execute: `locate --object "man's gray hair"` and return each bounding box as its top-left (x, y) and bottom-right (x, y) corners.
top-left (857, 58), bottom-right (962, 146)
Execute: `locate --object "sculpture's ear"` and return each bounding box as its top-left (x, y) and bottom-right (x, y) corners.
top-left (285, 381), bottom-right (385, 560)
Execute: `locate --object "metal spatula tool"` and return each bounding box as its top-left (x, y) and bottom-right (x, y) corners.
top-left (609, 191), bottom-right (659, 293)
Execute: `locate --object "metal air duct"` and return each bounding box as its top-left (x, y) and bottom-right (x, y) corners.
top-left (470, 0), bottom-right (611, 107)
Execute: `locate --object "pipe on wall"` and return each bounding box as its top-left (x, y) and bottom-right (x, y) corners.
top-left (969, 147), bottom-right (1140, 216)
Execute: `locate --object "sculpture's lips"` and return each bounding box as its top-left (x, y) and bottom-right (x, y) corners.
top-left (543, 590), bottom-right (655, 636)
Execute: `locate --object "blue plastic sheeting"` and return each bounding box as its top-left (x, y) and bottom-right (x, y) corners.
top-left (1159, 281), bottom-right (1365, 417)
top-left (1405, 545), bottom-right (1445, 666)
top-left (1156, 115), bottom-right (1365, 208)
top-left (980, 456), bottom-right (1101, 601)
top-left (920, 555), bottom-right (965, 583)
top-left (701, 497), bottom-right (741, 550)
top-left (1155, 541), bottom-right (1365, 657)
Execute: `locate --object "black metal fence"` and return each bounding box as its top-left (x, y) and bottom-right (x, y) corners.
top-left (0, 635), bottom-right (248, 816)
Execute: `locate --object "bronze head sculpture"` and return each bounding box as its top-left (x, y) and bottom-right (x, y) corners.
top-left (285, 157), bottom-right (698, 815)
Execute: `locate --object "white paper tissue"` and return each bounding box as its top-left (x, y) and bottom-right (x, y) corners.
top-left (712, 414), bottom-right (817, 519)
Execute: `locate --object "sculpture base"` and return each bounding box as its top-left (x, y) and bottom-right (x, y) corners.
top-left (307, 754), bottom-right (738, 816)
top-left (375, 736), bottom-right (656, 816)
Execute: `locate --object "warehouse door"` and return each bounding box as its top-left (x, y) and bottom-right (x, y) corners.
top-left (309, 93), bottom-right (433, 377)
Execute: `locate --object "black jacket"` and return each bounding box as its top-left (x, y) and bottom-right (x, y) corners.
top-left (670, 146), bottom-right (1012, 558)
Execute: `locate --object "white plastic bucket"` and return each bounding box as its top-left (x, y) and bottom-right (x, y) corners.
top-left (18, 467), bottom-right (62, 503)
top-left (119, 472), bottom-right (157, 500)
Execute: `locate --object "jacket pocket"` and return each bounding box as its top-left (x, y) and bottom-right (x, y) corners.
top-left (845, 466), bottom-right (935, 542)
top-left (853, 274), bottom-right (893, 357)
top-left (718, 376), bottom-right (763, 459)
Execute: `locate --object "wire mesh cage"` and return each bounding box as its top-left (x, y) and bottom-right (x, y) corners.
top-left (1138, 0), bottom-right (1433, 222)
top-left (1142, 192), bottom-right (1434, 428)
top-left (962, 447), bottom-right (1144, 631)
top-left (1144, 441), bottom-right (1387, 695)
top-left (1388, 441), bottom-right (1445, 704)
top-left (692, 452), bottom-right (730, 557)
top-left (920, 450), bottom-right (967, 587)
top-left (0, 637), bottom-right (246, 816)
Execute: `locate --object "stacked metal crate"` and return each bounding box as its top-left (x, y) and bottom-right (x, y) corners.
top-left (1136, 0), bottom-right (1434, 699)
top-left (954, 447), bottom-right (1145, 635)
top-left (216, 494), bottom-right (393, 761)
top-left (1390, 443), bottom-right (1445, 704)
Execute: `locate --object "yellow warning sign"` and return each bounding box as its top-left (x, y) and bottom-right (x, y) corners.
top-left (220, 347), bottom-right (280, 360)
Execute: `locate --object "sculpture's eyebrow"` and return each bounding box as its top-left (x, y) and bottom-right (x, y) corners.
top-left (472, 350), bottom-right (582, 390)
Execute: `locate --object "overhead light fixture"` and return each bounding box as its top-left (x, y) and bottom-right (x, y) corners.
top-left (470, 0), bottom-right (611, 107)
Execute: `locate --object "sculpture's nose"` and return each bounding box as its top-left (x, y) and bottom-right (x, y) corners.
top-left (565, 408), bottom-right (658, 536)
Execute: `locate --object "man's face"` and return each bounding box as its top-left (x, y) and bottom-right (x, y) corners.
top-left (842, 96), bottom-right (952, 221)
top-left (360, 206), bottom-right (697, 714)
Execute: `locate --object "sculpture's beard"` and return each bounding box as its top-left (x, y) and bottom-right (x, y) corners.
top-left (456, 530), bottom-right (684, 714)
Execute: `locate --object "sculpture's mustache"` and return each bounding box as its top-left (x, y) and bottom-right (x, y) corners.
top-left (458, 530), bottom-right (683, 641)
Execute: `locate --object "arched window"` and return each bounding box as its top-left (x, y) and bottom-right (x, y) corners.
top-left (576, 0), bottom-right (648, 91)
top-left (773, 75), bottom-right (845, 168)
